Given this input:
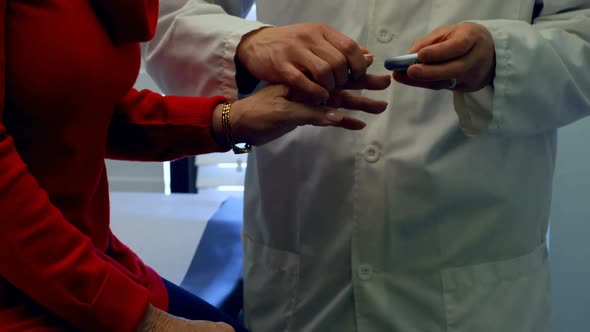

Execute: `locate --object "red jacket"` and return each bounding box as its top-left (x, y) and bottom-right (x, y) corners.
top-left (0, 0), bottom-right (227, 330)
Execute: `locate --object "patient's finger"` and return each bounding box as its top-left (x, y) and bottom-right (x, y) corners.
top-left (328, 91), bottom-right (388, 114)
top-left (343, 74), bottom-right (391, 90)
top-left (336, 115), bottom-right (367, 130)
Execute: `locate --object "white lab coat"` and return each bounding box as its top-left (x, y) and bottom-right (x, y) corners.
top-left (146, 1), bottom-right (590, 331)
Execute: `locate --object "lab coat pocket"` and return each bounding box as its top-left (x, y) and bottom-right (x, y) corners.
top-left (429, 0), bottom-right (525, 31)
top-left (242, 234), bottom-right (300, 332)
top-left (441, 242), bottom-right (553, 332)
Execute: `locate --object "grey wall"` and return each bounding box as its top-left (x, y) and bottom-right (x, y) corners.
top-left (550, 119), bottom-right (590, 332)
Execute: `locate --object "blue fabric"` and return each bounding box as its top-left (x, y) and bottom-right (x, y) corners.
top-left (180, 197), bottom-right (244, 317)
top-left (164, 278), bottom-right (248, 332)
top-left (533, 0), bottom-right (544, 20)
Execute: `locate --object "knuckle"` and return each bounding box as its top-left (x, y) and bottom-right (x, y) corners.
top-left (461, 37), bottom-right (473, 53)
top-left (315, 63), bottom-right (333, 81)
top-left (275, 42), bottom-right (292, 55)
top-left (433, 25), bottom-right (449, 35)
top-left (278, 84), bottom-right (291, 97)
top-left (292, 31), bottom-right (304, 41)
top-left (340, 38), bottom-right (358, 55)
top-left (469, 22), bottom-right (485, 34)
top-left (291, 29), bottom-right (311, 42)
top-left (315, 22), bottom-right (330, 31)
top-left (282, 68), bottom-right (302, 84)
top-left (318, 61), bottom-right (332, 74)
top-left (333, 55), bottom-right (348, 70)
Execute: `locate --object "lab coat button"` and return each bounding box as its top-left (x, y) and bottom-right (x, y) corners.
top-left (358, 264), bottom-right (373, 281)
top-left (377, 27), bottom-right (394, 43)
top-left (364, 145), bottom-right (381, 163)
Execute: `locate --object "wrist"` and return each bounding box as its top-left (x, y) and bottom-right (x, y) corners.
top-left (216, 101), bottom-right (251, 154)
top-left (235, 27), bottom-right (270, 94)
top-left (236, 27), bottom-right (269, 67)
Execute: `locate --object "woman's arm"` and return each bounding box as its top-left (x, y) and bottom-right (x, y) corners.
top-left (106, 89), bottom-right (229, 161)
top-left (106, 78), bottom-right (392, 161)
top-left (0, 3), bottom-right (151, 331)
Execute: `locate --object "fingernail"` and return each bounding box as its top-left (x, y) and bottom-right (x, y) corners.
top-left (326, 111), bottom-right (343, 122)
top-left (364, 53), bottom-right (375, 60)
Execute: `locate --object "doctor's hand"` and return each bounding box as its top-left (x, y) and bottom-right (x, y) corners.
top-left (393, 22), bottom-right (496, 92)
top-left (212, 82), bottom-right (389, 147)
top-left (236, 23), bottom-right (380, 102)
top-left (137, 304), bottom-right (234, 332)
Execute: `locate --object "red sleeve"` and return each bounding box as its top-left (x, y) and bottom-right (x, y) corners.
top-left (107, 89), bottom-right (230, 161)
top-left (0, 4), bottom-right (151, 332)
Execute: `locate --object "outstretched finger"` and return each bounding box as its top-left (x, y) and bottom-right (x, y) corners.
top-left (283, 101), bottom-right (366, 129)
top-left (342, 74), bottom-right (391, 90)
top-left (328, 91), bottom-right (388, 114)
top-left (336, 115), bottom-right (368, 130)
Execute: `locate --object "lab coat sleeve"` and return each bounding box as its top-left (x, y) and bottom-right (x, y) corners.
top-left (144, 0), bottom-right (269, 99)
top-left (453, 0), bottom-right (590, 136)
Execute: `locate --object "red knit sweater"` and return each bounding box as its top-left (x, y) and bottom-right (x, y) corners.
top-left (0, 1), bottom-right (227, 331)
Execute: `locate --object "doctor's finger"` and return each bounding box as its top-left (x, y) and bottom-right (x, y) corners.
top-left (324, 28), bottom-right (368, 80)
top-left (407, 59), bottom-right (472, 82)
top-left (360, 47), bottom-right (376, 67)
top-left (298, 50), bottom-right (338, 92)
top-left (342, 74), bottom-right (391, 90)
top-left (418, 35), bottom-right (476, 64)
top-left (281, 63), bottom-right (330, 102)
top-left (311, 43), bottom-right (352, 87)
top-left (393, 71), bottom-right (460, 91)
top-left (407, 25), bottom-right (454, 53)
top-left (328, 91), bottom-right (388, 114)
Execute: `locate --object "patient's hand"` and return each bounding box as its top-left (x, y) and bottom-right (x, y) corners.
top-left (136, 304), bottom-right (235, 332)
top-left (211, 83), bottom-right (389, 148)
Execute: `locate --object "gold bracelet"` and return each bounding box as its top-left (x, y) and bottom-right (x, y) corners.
top-left (221, 101), bottom-right (252, 154)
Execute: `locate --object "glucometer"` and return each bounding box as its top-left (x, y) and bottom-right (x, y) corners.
top-left (384, 53), bottom-right (420, 71)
